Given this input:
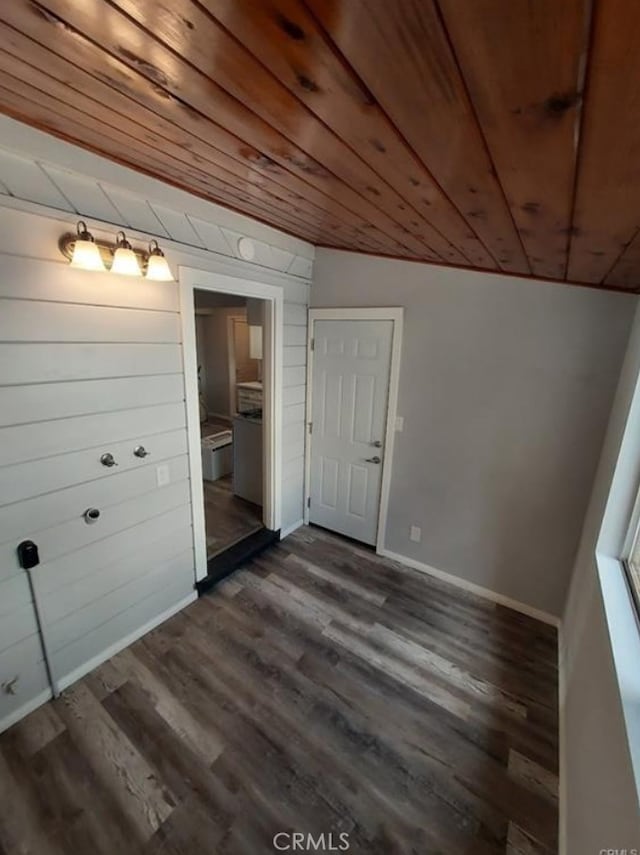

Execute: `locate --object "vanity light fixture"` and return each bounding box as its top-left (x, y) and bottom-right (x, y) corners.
top-left (69, 221), bottom-right (106, 271)
top-left (111, 231), bottom-right (142, 277)
top-left (59, 222), bottom-right (174, 280)
top-left (146, 239), bottom-right (174, 281)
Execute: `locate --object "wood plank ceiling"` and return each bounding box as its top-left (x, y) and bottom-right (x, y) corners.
top-left (0, 0), bottom-right (639, 291)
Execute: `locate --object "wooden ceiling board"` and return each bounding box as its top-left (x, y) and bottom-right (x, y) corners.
top-left (0, 0), bottom-right (639, 291)
top-left (62, 0), bottom-right (444, 260)
top-left (0, 74), bottom-right (373, 251)
top-left (1, 3), bottom-right (406, 254)
top-left (34, 0), bottom-right (434, 259)
top-left (306, 0), bottom-right (530, 275)
top-left (110, 0), bottom-right (460, 262)
top-left (195, 0), bottom-right (496, 269)
top-left (0, 58), bottom-right (377, 251)
top-left (438, 0), bottom-right (590, 281)
top-left (0, 71), bottom-right (342, 248)
top-left (567, 0), bottom-right (640, 286)
top-left (604, 229), bottom-right (640, 291)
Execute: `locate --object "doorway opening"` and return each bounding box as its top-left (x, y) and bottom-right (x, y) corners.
top-left (195, 290), bottom-right (265, 560)
top-left (180, 268), bottom-right (283, 590)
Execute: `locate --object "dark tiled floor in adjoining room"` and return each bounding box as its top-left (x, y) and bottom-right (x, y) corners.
top-left (0, 526), bottom-right (558, 854)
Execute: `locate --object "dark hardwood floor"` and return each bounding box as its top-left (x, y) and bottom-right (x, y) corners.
top-left (0, 526), bottom-right (558, 854)
top-left (204, 474), bottom-right (263, 559)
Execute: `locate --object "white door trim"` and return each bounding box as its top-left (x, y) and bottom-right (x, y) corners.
top-left (179, 266), bottom-right (283, 582)
top-left (304, 307), bottom-right (403, 554)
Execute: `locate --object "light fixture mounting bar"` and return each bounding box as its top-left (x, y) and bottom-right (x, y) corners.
top-left (58, 233), bottom-right (150, 272)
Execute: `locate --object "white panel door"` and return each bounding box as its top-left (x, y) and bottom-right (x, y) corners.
top-left (309, 319), bottom-right (393, 545)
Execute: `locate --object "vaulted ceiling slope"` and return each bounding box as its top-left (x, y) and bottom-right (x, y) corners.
top-left (0, 0), bottom-right (639, 291)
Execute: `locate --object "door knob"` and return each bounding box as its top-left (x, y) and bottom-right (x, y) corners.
top-left (365, 456), bottom-right (381, 464)
top-left (134, 445), bottom-right (150, 458)
top-left (100, 452), bottom-right (118, 467)
top-left (372, 440), bottom-right (383, 447)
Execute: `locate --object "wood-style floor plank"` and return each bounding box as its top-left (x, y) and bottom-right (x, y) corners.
top-left (203, 475), bottom-right (263, 560)
top-left (0, 526), bottom-right (558, 854)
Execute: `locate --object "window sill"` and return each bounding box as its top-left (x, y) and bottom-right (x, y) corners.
top-left (596, 552), bottom-right (640, 799)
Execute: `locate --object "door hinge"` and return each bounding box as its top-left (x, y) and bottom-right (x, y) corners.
top-left (308, 421), bottom-right (312, 434)
top-left (310, 337), bottom-right (315, 351)
top-left (307, 496), bottom-right (311, 509)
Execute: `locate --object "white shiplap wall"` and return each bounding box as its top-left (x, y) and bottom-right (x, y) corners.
top-left (0, 254), bottom-right (194, 730)
top-left (0, 120), bottom-right (312, 731)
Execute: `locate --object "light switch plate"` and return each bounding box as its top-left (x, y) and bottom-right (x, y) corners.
top-left (409, 525), bottom-right (421, 543)
top-left (395, 415), bottom-right (404, 432)
top-left (156, 464), bottom-right (170, 487)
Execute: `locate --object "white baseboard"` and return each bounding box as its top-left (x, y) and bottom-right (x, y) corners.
top-left (0, 688), bottom-right (53, 735)
top-left (280, 518), bottom-right (304, 539)
top-left (56, 592), bottom-right (198, 694)
top-left (378, 548), bottom-right (561, 628)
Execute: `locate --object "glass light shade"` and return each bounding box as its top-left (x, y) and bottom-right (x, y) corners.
top-left (249, 325), bottom-right (263, 360)
top-left (146, 252), bottom-right (174, 281)
top-left (70, 238), bottom-right (106, 271)
top-left (111, 247), bottom-right (142, 277)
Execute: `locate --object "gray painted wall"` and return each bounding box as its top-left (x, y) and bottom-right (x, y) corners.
top-left (562, 303), bottom-right (640, 852)
top-left (311, 249), bottom-right (635, 616)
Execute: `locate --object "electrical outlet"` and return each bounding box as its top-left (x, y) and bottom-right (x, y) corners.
top-left (156, 464), bottom-right (170, 487)
top-left (409, 525), bottom-right (421, 543)
top-left (395, 415), bottom-right (404, 432)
